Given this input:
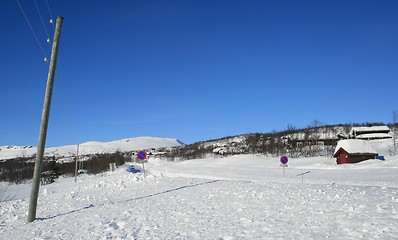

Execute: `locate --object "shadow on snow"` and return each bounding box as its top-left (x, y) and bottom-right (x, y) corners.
top-left (37, 179), bottom-right (221, 221)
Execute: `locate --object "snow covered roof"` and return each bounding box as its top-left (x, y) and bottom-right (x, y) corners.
top-left (333, 139), bottom-right (378, 156)
top-left (355, 133), bottom-right (392, 139)
top-left (349, 126), bottom-right (390, 136)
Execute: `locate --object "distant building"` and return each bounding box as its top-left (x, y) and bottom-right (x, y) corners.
top-left (333, 139), bottom-right (378, 164)
top-left (349, 126), bottom-right (392, 140)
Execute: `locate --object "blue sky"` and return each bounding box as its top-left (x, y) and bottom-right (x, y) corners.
top-left (1, 0), bottom-right (397, 147)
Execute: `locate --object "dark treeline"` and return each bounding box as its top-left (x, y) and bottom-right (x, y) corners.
top-left (84, 151), bottom-right (129, 174)
top-left (0, 157), bottom-right (35, 184)
top-left (0, 151), bottom-right (130, 184)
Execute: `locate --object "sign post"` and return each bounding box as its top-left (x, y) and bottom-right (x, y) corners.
top-left (280, 155), bottom-right (288, 178)
top-left (297, 171), bottom-right (311, 183)
top-left (136, 150), bottom-right (148, 178)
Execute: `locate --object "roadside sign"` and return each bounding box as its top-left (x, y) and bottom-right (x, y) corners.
top-left (297, 171), bottom-right (311, 177)
top-left (136, 150), bottom-right (147, 178)
top-left (137, 150), bottom-right (147, 161)
top-left (280, 155), bottom-right (288, 178)
top-left (280, 155), bottom-right (288, 165)
top-left (297, 171), bottom-right (311, 183)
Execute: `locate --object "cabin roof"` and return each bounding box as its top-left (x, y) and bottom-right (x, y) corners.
top-left (333, 139), bottom-right (378, 156)
top-left (355, 133), bottom-right (392, 139)
top-left (349, 126), bottom-right (390, 136)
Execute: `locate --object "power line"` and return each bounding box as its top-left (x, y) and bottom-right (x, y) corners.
top-left (33, 0), bottom-right (51, 40)
top-left (45, 0), bottom-right (55, 31)
top-left (28, 1), bottom-right (73, 145)
top-left (16, 0), bottom-right (48, 61)
top-left (43, 1), bottom-right (76, 149)
top-left (45, 0), bottom-right (54, 21)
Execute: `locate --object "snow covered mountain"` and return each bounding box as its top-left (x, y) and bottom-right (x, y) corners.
top-left (0, 137), bottom-right (183, 160)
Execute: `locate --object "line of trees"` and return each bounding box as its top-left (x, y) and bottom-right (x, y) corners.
top-left (0, 151), bottom-right (131, 184)
top-left (160, 121), bottom-right (397, 161)
top-left (83, 151), bottom-right (129, 175)
top-left (0, 157), bottom-right (35, 184)
top-left (161, 143), bottom-right (210, 161)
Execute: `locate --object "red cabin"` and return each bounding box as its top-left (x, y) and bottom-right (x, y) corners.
top-left (333, 139), bottom-right (378, 164)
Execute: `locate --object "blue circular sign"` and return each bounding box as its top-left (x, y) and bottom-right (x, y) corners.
top-left (137, 150), bottom-right (147, 160)
top-left (280, 155), bottom-right (288, 164)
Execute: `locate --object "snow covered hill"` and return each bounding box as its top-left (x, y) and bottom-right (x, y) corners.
top-left (0, 137), bottom-right (183, 160)
top-left (1, 153), bottom-right (397, 239)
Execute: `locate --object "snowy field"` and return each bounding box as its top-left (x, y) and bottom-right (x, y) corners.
top-left (1, 154), bottom-right (398, 239)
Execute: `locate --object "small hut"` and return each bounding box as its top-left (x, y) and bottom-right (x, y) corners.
top-left (333, 139), bottom-right (378, 164)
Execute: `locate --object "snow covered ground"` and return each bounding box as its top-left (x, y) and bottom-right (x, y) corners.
top-left (1, 153), bottom-right (397, 239)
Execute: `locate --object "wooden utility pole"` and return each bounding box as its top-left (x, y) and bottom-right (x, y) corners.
top-left (28, 16), bottom-right (64, 223)
top-left (393, 111), bottom-right (397, 156)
